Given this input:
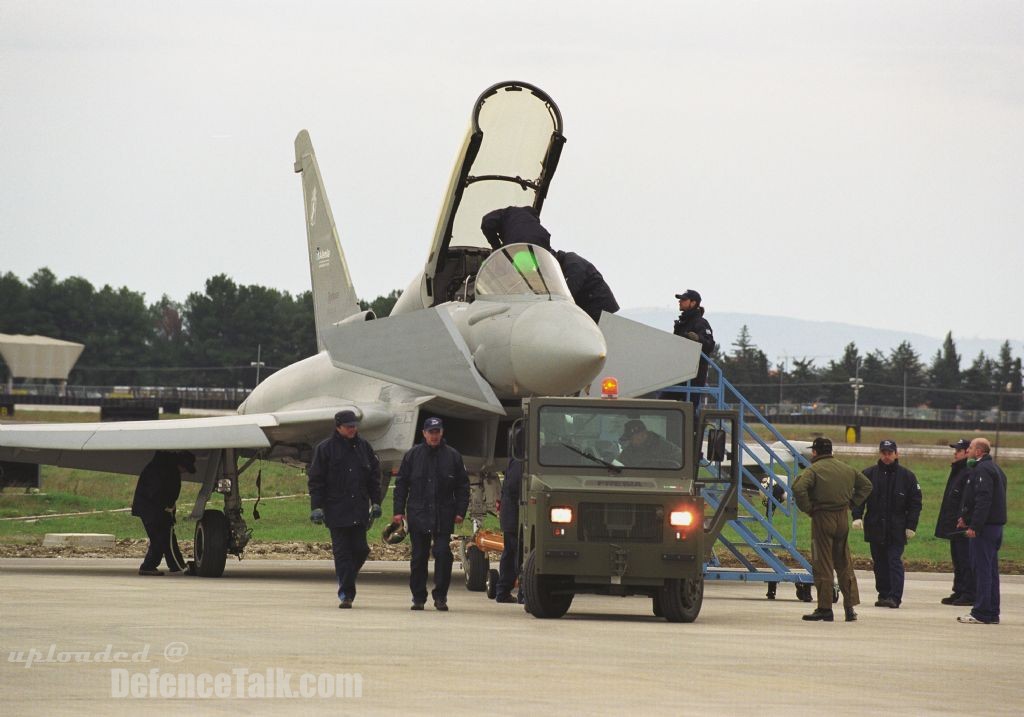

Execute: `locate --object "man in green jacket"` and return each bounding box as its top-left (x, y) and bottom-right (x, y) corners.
top-left (792, 437), bottom-right (873, 622)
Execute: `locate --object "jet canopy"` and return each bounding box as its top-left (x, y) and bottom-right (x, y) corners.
top-left (474, 243), bottom-right (571, 300)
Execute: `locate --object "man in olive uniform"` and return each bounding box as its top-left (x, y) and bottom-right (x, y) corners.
top-left (792, 437), bottom-right (873, 622)
top-left (307, 410), bottom-right (383, 608)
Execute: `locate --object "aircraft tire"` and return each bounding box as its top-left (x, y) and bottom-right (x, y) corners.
top-left (522, 550), bottom-right (573, 619)
top-left (194, 509), bottom-right (229, 578)
top-left (464, 545), bottom-right (488, 591)
top-left (652, 593), bottom-right (663, 617)
top-left (660, 576), bottom-right (703, 623)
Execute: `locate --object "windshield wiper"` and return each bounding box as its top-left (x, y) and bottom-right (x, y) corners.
top-left (560, 442), bottom-right (622, 474)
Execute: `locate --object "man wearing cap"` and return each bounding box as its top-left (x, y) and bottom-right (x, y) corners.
top-left (669, 290), bottom-right (715, 408)
top-left (852, 440), bottom-right (922, 609)
top-left (132, 450), bottom-right (195, 576)
top-left (307, 410), bottom-right (383, 608)
top-left (393, 417), bottom-right (470, 611)
top-left (618, 419), bottom-right (682, 468)
top-left (956, 437), bottom-right (1008, 625)
top-left (792, 437), bottom-right (872, 622)
top-left (934, 439), bottom-right (974, 606)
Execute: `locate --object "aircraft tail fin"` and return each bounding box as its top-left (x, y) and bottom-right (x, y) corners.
top-left (294, 130), bottom-right (363, 351)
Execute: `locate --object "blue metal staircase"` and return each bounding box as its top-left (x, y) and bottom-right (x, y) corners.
top-left (663, 356), bottom-right (816, 596)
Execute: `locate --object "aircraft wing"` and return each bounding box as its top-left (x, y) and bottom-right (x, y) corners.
top-left (322, 308), bottom-right (506, 417)
top-left (0, 406), bottom-right (393, 477)
top-left (587, 312), bottom-right (701, 397)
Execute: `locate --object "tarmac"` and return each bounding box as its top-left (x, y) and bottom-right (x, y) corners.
top-left (1, 558), bottom-right (1022, 715)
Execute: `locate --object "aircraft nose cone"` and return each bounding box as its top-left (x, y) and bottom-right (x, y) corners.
top-left (510, 301), bottom-right (607, 395)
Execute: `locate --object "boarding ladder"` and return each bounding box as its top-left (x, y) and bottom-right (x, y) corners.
top-left (663, 356), bottom-right (818, 600)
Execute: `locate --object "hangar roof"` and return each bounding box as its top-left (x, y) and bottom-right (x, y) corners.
top-left (0, 334), bottom-right (85, 380)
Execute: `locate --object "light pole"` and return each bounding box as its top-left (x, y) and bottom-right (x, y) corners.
top-left (250, 344), bottom-right (265, 386)
top-left (849, 358), bottom-right (864, 417)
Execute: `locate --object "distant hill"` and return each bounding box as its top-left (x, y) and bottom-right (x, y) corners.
top-left (619, 308), bottom-right (1023, 369)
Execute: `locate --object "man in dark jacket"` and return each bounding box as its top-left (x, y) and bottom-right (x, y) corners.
top-left (392, 417), bottom-right (470, 611)
top-left (617, 419), bottom-right (681, 468)
top-left (479, 205), bottom-right (619, 323)
top-left (495, 427), bottom-right (524, 604)
top-left (852, 440), bottom-right (923, 609)
top-left (307, 410), bottom-right (382, 608)
top-left (792, 437), bottom-right (873, 622)
top-left (956, 437), bottom-right (1008, 625)
top-left (667, 290), bottom-right (715, 409)
top-left (132, 450), bottom-right (194, 576)
top-left (934, 439), bottom-right (974, 606)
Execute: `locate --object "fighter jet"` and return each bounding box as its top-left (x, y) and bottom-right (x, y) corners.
top-left (0, 81), bottom-right (701, 576)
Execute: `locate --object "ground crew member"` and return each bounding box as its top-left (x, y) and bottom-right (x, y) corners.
top-left (666, 289), bottom-right (715, 409)
top-left (480, 205), bottom-right (619, 323)
top-left (495, 427), bottom-right (524, 604)
top-left (852, 439), bottom-right (922, 609)
top-left (617, 419), bottom-right (681, 467)
top-left (392, 417), bottom-right (470, 611)
top-left (792, 437), bottom-right (872, 622)
top-left (132, 450), bottom-right (194, 576)
top-left (956, 437), bottom-right (1007, 625)
top-left (935, 439), bottom-right (974, 606)
top-left (307, 410), bottom-right (382, 609)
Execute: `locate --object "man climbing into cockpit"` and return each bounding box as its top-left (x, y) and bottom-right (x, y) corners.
top-left (480, 206), bottom-right (619, 324)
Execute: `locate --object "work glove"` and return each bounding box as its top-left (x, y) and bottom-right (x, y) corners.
top-left (392, 514), bottom-right (404, 523)
top-left (369, 504), bottom-right (382, 523)
top-left (454, 515), bottom-right (464, 524)
top-left (905, 529), bottom-right (916, 539)
top-left (852, 519), bottom-right (863, 530)
top-left (309, 508), bottom-right (325, 524)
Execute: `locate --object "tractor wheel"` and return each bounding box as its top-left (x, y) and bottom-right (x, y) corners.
top-left (464, 544), bottom-right (488, 592)
top-left (660, 576), bottom-right (704, 623)
top-left (522, 550), bottom-right (573, 619)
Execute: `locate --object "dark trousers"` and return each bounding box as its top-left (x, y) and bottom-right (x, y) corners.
top-left (870, 541), bottom-right (906, 604)
top-left (409, 530), bottom-right (453, 604)
top-left (950, 537), bottom-right (975, 599)
top-left (140, 513), bottom-right (185, 571)
top-left (969, 525), bottom-right (1002, 622)
top-left (496, 530), bottom-right (519, 598)
top-left (329, 526), bottom-right (370, 601)
top-left (811, 509), bottom-right (859, 611)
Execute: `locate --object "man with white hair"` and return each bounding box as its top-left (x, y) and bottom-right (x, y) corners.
top-left (956, 437), bottom-right (1007, 625)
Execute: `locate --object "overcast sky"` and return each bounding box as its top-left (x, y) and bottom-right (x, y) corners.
top-left (2, 1), bottom-right (1021, 344)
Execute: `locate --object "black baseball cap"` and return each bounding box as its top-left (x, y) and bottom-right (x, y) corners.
top-left (949, 439), bottom-right (970, 451)
top-left (176, 450), bottom-right (197, 474)
top-left (422, 417), bottom-right (444, 431)
top-left (810, 437), bottom-right (832, 455)
top-left (334, 410), bottom-right (359, 427)
top-left (879, 439), bottom-right (897, 452)
top-left (619, 419), bottom-right (648, 441)
top-left (675, 289), bottom-right (701, 303)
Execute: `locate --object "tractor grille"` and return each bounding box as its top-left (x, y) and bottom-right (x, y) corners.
top-left (577, 502), bottom-right (663, 543)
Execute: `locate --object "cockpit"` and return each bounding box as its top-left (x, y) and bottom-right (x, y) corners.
top-left (471, 243), bottom-right (571, 300)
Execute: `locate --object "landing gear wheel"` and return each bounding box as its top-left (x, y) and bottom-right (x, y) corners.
top-left (193, 509), bottom-right (229, 578)
top-left (652, 593), bottom-right (664, 617)
top-left (795, 583), bottom-right (813, 602)
top-left (485, 568), bottom-right (499, 599)
top-left (522, 550), bottom-right (573, 619)
top-left (660, 576), bottom-right (704, 623)
top-left (464, 544), bottom-right (488, 592)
